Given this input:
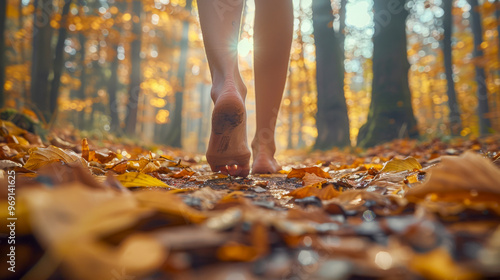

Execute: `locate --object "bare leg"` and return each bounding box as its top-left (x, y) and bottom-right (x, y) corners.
top-left (252, 0), bottom-right (294, 174)
top-left (198, 0), bottom-right (250, 177)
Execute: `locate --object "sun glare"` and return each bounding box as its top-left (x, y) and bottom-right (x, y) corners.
top-left (346, 0), bottom-right (373, 29)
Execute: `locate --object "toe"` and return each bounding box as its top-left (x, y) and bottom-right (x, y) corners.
top-left (251, 158), bottom-right (280, 174)
top-left (213, 163), bottom-right (250, 177)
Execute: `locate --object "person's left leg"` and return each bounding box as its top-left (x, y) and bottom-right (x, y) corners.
top-left (198, 0), bottom-right (250, 177)
top-left (252, 0), bottom-right (294, 173)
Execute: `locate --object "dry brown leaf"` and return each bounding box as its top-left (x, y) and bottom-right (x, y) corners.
top-left (170, 169), bottom-right (195, 178)
top-left (0, 159), bottom-right (22, 169)
top-left (116, 172), bottom-right (173, 188)
top-left (287, 166), bottom-right (331, 179)
top-left (193, 173), bottom-right (228, 182)
top-left (127, 158), bottom-right (161, 173)
top-left (190, 187), bottom-right (226, 210)
top-left (380, 157), bottom-right (422, 173)
top-left (216, 223), bottom-right (268, 262)
top-left (50, 135), bottom-right (75, 150)
top-left (302, 172), bottom-right (328, 186)
top-left (19, 183), bottom-right (163, 280)
top-left (326, 190), bottom-right (391, 212)
top-left (288, 184), bottom-right (322, 199)
top-left (406, 151), bottom-right (500, 198)
top-left (23, 145), bottom-right (87, 170)
top-left (288, 184), bottom-right (341, 200)
top-left (107, 160), bottom-right (128, 174)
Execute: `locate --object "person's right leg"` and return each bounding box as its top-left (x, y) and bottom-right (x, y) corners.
top-left (252, 0), bottom-right (294, 173)
top-left (198, 0), bottom-right (250, 177)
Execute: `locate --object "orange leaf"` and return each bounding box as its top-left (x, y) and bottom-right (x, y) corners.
top-left (216, 242), bottom-right (258, 262)
top-left (287, 167), bottom-right (331, 179)
top-left (170, 169), bottom-right (195, 178)
top-left (302, 172), bottom-right (328, 186)
top-left (318, 185), bottom-right (342, 200)
top-left (288, 184), bottom-right (323, 199)
top-left (82, 138), bottom-right (89, 161)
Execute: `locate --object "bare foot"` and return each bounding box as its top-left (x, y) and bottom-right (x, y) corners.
top-left (251, 140), bottom-right (281, 174)
top-left (206, 80), bottom-right (250, 177)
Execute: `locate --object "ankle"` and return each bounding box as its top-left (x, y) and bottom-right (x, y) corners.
top-left (210, 75), bottom-right (246, 102)
top-left (251, 137), bottom-right (276, 156)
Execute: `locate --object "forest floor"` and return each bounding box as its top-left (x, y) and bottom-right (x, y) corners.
top-left (1, 118), bottom-right (500, 280)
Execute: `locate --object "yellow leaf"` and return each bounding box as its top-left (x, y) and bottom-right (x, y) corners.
top-left (410, 247), bottom-right (479, 280)
top-left (0, 120), bottom-right (26, 136)
top-left (134, 190), bottom-right (206, 223)
top-left (24, 145), bottom-right (87, 170)
top-left (116, 172), bottom-right (174, 188)
top-left (380, 157), bottom-right (422, 173)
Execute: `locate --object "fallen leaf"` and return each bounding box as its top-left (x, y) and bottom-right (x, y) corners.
top-left (288, 184), bottom-right (322, 199)
top-left (1, 120), bottom-right (26, 136)
top-left (380, 157), bottom-right (422, 173)
top-left (82, 138), bottom-right (90, 161)
top-left (287, 167), bottom-right (331, 179)
top-left (107, 160), bottom-right (128, 174)
top-left (116, 172), bottom-right (173, 188)
top-left (193, 173), bottom-right (228, 182)
top-left (406, 151), bottom-right (500, 198)
top-left (216, 242), bottom-right (258, 262)
top-left (170, 169), bottom-right (195, 178)
top-left (410, 247), bottom-right (479, 280)
top-left (134, 190), bottom-right (207, 223)
top-left (24, 145), bottom-right (87, 170)
top-left (127, 158), bottom-right (161, 173)
top-left (20, 183), bottom-right (164, 280)
top-left (288, 184), bottom-right (341, 200)
top-left (6, 135), bottom-right (30, 146)
top-left (50, 134), bottom-right (75, 150)
top-left (190, 187), bottom-right (226, 210)
top-left (0, 159), bottom-right (22, 169)
top-left (302, 172), bottom-right (328, 186)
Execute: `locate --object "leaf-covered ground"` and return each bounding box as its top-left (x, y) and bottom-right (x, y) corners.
top-left (1, 120), bottom-right (500, 280)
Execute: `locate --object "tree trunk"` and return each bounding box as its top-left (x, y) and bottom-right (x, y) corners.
top-left (108, 51), bottom-right (120, 132)
top-left (49, 0), bottom-right (72, 119)
top-left (496, 0), bottom-right (499, 62)
top-left (468, 0), bottom-right (492, 135)
top-left (164, 0), bottom-right (192, 147)
top-left (0, 0), bottom-right (7, 108)
top-left (125, 0), bottom-right (142, 135)
top-left (442, 0), bottom-right (462, 135)
top-left (76, 32), bottom-right (86, 129)
top-left (18, 0), bottom-right (28, 103)
top-left (31, 0), bottom-right (54, 122)
top-left (357, 0), bottom-right (418, 147)
top-left (312, 0), bottom-right (351, 150)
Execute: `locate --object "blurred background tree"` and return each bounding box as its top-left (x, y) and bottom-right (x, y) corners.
top-left (312, 0), bottom-right (350, 150)
top-left (357, 0), bottom-right (419, 147)
top-left (0, 0), bottom-right (499, 152)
